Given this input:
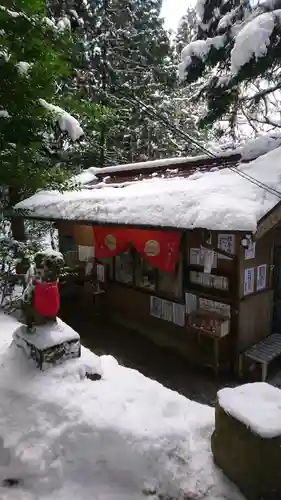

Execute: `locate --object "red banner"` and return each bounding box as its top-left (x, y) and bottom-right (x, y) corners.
top-left (93, 227), bottom-right (130, 258)
top-left (129, 229), bottom-right (181, 273)
top-left (93, 227), bottom-right (181, 273)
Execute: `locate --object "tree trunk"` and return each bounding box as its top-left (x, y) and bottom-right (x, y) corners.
top-left (9, 187), bottom-right (26, 242)
top-left (10, 216), bottom-right (25, 242)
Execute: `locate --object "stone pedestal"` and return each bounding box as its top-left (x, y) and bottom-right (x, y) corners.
top-left (212, 384), bottom-right (281, 500)
top-left (13, 318), bottom-right (81, 370)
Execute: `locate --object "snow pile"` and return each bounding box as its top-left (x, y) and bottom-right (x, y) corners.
top-left (179, 35), bottom-right (225, 80)
top-left (16, 61), bottom-right (31, 76)
top-left (0, 313), bottom-right (243, 499)
top-left (238, 132), bottom-right (281, 160)
top-left (218, 383), bottom-right (281, 438)
top-left (39, 99), bottom-right (83, 141)
top-left (15, 145), bottom-right (281, 232)
top-left (231, 12), bottom-right (281, 73)
top-left (74, 167), bottom-right (98, 186)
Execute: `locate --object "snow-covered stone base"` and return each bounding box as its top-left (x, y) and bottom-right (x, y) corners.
top-left (12, 319), bottom-right (81, 370)
top-left (212, 383), bottom-right (281, 499)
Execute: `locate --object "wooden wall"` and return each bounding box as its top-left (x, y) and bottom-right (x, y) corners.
top-left (236, 230), bottom-right (275, 352)
top-left (58, 221), bottom-right (75, 237)
top-left (238, 231), bottom-right (274, 298)
top-left (59, 222), bottom-right (276, 366)
top-left (74, 224), bottom-right (94, 247)
top-left (238, 290), bottom-right (273, 352)
top-left (103, 282), bottom-right (230, 368)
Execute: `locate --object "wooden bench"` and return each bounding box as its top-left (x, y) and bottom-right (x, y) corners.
top-left (238, 333), bottom-right (281, 381)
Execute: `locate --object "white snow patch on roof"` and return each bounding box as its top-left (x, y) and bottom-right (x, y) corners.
top-left (218, 383), bottom-right (281, 438)
top-left (74, 167), bottom-right (98, 185)
top-left (231, 11), bottom-right (281, 73)
top-left (239, 132), bottom-right (281, 160)
top-left (73, 153), bottom-right (238, 184)
top-left (0, 312), bottom-right (243, 499)
top-left (39, 99), bottom-right (84, 141)
top-left (14, 146), bottom-right (281, 232)
top-left (91, 155), bottom-right (210, 174)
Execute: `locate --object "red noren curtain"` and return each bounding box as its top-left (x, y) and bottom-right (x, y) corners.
top-left (93, 227), bottom-right (181, 273)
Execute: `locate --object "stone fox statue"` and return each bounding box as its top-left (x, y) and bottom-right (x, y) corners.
top-left (21, 250), bottom-right (64, 332)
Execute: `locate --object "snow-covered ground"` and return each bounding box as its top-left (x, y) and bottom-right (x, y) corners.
top-left (0, 312), bottom-right (243, 500)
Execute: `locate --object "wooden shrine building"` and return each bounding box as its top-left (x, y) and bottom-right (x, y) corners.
top-left (13, 149), bottom-right (281, 376)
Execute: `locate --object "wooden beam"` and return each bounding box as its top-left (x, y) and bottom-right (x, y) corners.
top-left (9, 211), bottom-right (248, 235)
top-left (255, 201), bottom-right (281, 240)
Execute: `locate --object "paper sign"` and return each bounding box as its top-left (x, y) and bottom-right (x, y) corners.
top-left (218, 234), bottom-right (235, 259)
top-left (203, 248), bottom-right (215, 273)
top-left (190, 247), bottom-right (217, 269)
top-left (245, 241), bottom-right (256, 260)
top-left (172, 303), bottom-right (185, 327)
top-left (244, 267), bottom-right (255, 295)
top-left (85, 261), bottom-right (93, 276)
top-left (257, 264), bottom-right (267, 291)
top-left (190, 248), bottom-right (201, 265)
top-left (78, 245), bottom-right (94, 262)
top-left (161, 300), bottom-right (173, 322)
top-left (199, 298), bottom-right (231, 318)
top-left (185, 293), bottom-right (197, 315)
top-left (96, 263), bottom-right (105, 282)
top-left (150, 296), bottom-right (162, 319)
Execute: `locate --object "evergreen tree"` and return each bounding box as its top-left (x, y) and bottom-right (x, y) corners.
top-left (178, 0), bottom-right (281, 136)
top-left (0, 3), bottom-right (71, 211)
top-left (47, 0), bottom-right (184, 164)
top-left (0, 0), bottom-right (106, 238)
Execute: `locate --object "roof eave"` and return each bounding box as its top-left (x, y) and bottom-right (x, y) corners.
top-left (9, 209), bottom-right (249, 234)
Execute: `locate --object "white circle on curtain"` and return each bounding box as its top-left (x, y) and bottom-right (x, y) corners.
top-left (105, 234), bottom-right (117, 251)
top-left (145, 240), bottom-right (160, 256)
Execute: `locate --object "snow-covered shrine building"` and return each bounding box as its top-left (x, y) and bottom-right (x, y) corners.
top-left (13, 144), bottom-right (281, 377)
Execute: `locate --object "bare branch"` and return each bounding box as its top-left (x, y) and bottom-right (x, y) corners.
top-left (241, 82), bottom-right (281, 102)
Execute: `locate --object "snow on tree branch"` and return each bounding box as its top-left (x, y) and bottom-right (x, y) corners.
top-left (39, 99), bottom-right (84, 141)
top-left (231, 11), bottom-right (281, 74)
top-left (178, 35), bottom-right (226, 81)
top-left (178, 0), bottom-right (281, 133)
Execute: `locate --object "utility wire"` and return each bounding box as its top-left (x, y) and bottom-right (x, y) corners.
top-left (93, 24), bottom-right (281, 199)
top-left (109, 77), bottom-right (281, 200)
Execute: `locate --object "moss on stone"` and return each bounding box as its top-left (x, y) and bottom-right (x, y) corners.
top-left (211, 400), bottom-right (281, 499)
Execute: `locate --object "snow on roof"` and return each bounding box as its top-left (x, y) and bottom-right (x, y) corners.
top-left (15, 146), bottom-right (281, 232)
top-left (0, 312), bottom-right (243, 499)
top-left (237, 132), bottom-right (281, 160)
top-left (218, 383), bottom-right (281, 438)
top-left (74, 132), bottom-right (281, 186)
top-left (86, 154), bottom-right (230, 176)
top-left (61, 152), bottom-right (240, 186)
